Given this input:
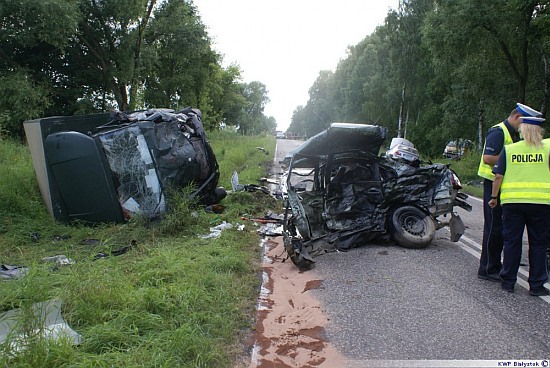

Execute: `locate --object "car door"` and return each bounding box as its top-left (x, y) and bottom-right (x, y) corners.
top-left (324, 155), bottom-right (384, 231)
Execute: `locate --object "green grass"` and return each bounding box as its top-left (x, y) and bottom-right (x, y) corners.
top-left (0, 132), bottom-right (279, 367)
top-left (208, 131), bottom-right (275, 190)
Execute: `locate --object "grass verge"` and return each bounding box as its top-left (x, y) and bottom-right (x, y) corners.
top-left (0, 132), bottom-right (279, 367)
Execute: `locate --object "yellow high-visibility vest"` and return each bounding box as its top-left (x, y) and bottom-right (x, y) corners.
top-left (477, 122), bottom-right (514, 180)
top-left (500, 140), bottom-right (550, 205)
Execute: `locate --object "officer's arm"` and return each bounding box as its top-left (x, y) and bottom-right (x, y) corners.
top-left (482, 127), bottom-right (504, 166)
top-left (491, 174), bottom-right (503, 197)
top-left (482, 154), bottom-right (500, 166)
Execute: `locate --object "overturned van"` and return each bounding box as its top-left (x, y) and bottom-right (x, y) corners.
top-left (282, 123), bottom-right (472, 270)
top-left (24, 108), bottom-right (225, 224)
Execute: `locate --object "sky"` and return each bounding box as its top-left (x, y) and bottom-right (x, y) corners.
top-left (192, 0), bottom-right (399, 131)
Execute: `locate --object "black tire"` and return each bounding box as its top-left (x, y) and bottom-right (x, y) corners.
top-left (284, 237), bottom-right (315, 271)
top-left (390, 206), bottom-right (436, 249)
top-left (289, 253), bottom-right (315, 271)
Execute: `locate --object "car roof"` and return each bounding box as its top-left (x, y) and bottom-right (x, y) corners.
top-left (290, 123), bottom-right (388, 158)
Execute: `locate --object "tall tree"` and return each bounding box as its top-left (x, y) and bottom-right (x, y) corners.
top-left (382, 0), bottom-right (434, 140)
top-left (144, 0), bottom-right (217, 110)
top-left (199, 64), bottom-right (247, 131)
top-left (303, 70), bottom-right (335, 136)
top-left (75, 0), bottom-right (158, 111)
top-left (238, 81), bottom-right (270, 134)
top-left (0, 0), bottom-right (250, 137)
top-left (422, 0), bottom-right (546, 149)
top-left (0, 0), bottom-right (80, 135)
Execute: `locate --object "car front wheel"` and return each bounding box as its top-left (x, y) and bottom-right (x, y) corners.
top-left (390, 206), bottom-right (436, 249)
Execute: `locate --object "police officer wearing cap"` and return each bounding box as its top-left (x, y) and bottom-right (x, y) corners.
top-left (476, 104), bottom-right (537, 281)
top-left (488, 115), bottom-right (550, 296)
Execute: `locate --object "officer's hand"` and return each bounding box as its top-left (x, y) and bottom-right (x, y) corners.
top-left (488, 198), bottom-right (497, 208)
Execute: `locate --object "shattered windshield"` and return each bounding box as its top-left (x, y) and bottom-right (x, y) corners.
top-left (99, 126), bottom-right (165, 217)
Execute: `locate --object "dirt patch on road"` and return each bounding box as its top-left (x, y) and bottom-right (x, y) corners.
top-left (246, 237), bottom-right (345, 368)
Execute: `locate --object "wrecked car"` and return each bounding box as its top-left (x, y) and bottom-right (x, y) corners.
top-left (443, 139), bottom-right (474, 159)
top-left (282, 123), bottom-right (472, 270)
top-left (24, 108), bottom-right (225, 224)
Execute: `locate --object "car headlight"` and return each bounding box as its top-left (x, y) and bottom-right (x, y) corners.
top-left (450, 171), bottom-right (462, 189)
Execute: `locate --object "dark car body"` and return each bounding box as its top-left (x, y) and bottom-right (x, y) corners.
top-left (24, 108), bottom-right (225, 224)
top-left (282, 123), bottom-right (472, 270)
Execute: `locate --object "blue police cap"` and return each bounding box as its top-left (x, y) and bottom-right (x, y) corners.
top-left (519, 116), bottom-right (545, 125)
top-left (517, 103), bottom-right (542, 117)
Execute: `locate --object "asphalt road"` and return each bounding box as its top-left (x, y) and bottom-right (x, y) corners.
top-left (272, 138), bottom-right (550, 365)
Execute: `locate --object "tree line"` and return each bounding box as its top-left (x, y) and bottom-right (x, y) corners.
top-left (288, 0), bottom-right (550, 157)
top-left (0, 0), bottom-right (275, 139)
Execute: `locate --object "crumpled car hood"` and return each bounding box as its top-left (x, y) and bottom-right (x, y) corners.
top-left (282, 122), bottom-right (472, 270)
top-left (284, 123), bottom-right (387, 167)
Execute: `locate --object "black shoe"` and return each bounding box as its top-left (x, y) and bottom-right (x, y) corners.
top-left (501, 285), bottom-right (514, 293)
top-left (529, 287), bottom-right (549, 296)
top-left (478, 273), bottom-right (501, 282)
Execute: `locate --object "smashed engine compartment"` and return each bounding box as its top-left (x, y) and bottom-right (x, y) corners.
top-left (282, 123), bottom-right (472, 270)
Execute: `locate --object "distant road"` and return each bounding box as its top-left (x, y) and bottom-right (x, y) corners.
top-left (273, 138), bottom-right (550, 365)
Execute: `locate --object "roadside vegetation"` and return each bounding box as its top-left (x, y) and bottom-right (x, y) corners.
top-left (0, 132), bottom-right (278, 367)
top-left (2, 1), bottom-right (548, 157)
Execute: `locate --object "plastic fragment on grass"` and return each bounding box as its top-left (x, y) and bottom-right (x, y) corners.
top-left (42, 255), bottom-right (75, 266)
top-left (0, 265), bottom-right (28, 280)
top-left (199, 221), bottom-right (233, 239)
top-left (0, 299), bottom-right (82, 356)
top-left (257, 223), bottom-right (283, 236)
top-left (231, 171), bottom-right (244, 191)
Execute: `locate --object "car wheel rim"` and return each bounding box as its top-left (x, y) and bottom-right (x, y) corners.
top-left (399, 213), bottom-right (427, 236)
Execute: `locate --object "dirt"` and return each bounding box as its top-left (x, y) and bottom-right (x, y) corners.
top-left (244, 237), bottom-right (346, 368)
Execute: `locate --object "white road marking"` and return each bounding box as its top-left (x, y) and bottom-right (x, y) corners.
top-left (454, 233), bottom-right (550, 303)
top-left (467, 195), bottom-right (483, 203)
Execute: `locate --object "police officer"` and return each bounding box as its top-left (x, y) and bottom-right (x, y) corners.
top-left (476, 103), bottom-right (540, 281)
top-left (488, 116), bottom-right (550, 295)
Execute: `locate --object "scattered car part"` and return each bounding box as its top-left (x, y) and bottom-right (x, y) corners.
top-left (199, 221), bottom-right (233, 239)
top-left (231, 172), bottom-right (269, 194)
top-left (42, 255), bottom-right (75, 266)
top-left (0, 265), bottom-right (28, 280)
top-left (385, 137), bottom-right (420, 163)
top-left (241, 216), bottom-right (281, 224)
top-left (0, 300), bottom-right (82, 355)
top-left (256, 147), bottom-right (269, 155)
top-left (93, 240), bottom-right (136, 260)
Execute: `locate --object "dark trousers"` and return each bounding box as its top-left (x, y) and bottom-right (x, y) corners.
top-left (478, 179), bottom-right (503, 275)
top-left (500, 203), bottom-right (550, 289)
